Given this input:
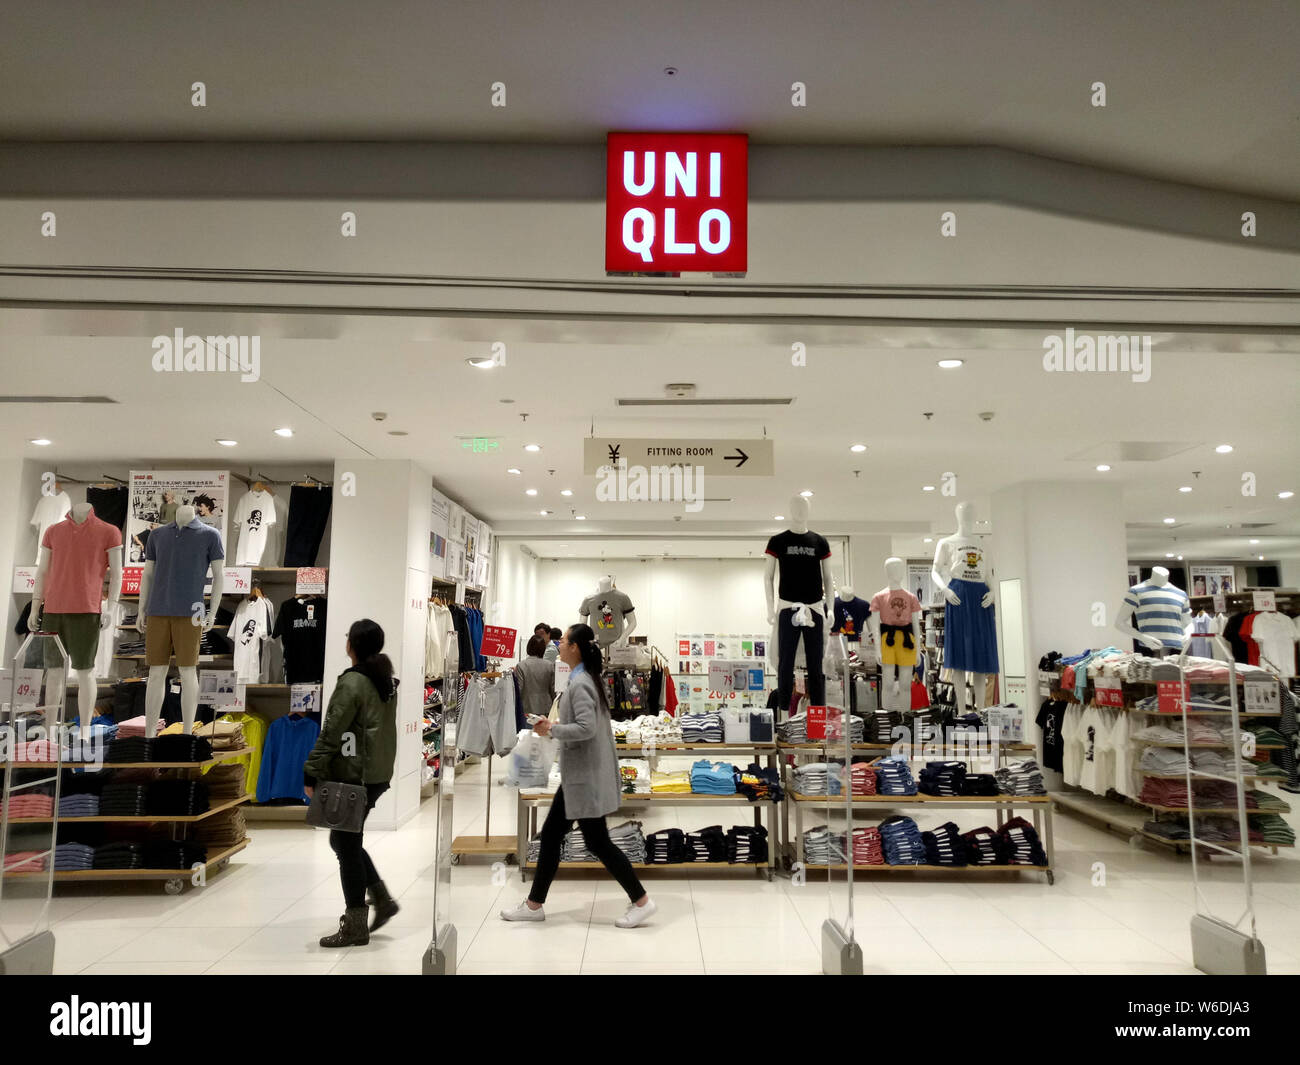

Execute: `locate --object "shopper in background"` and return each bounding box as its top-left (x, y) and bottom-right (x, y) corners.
top-left (500, 623), bottom-right (655, 928)
top-left (305, 618), bottom-right (400, 948)
top-left (544, 626), bottom-right (562, 663)
top-left (516, 634), bottom-right (556, 720)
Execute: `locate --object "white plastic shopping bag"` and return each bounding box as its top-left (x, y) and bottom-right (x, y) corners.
top-left (505, 727), bottom-right (557, 789)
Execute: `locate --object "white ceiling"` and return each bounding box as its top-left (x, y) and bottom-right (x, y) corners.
top-left (2, 308), bottom-right (1297, 563)
top-left (0, 0), bottom-right (1297, 199)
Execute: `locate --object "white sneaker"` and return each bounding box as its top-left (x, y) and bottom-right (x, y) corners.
top-left (615, 897), bottom-right (656, 928)
top-left (500, 899), bottom-right (545, 922)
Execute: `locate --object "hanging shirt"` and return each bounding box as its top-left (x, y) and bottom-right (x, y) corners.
top-left (272, 597), bottom-right (328, 684)
top-left (831, 596), bottom-right (872, 642)
top-left (30, 490), bottom-right (72, 564)
top-left (94, 600), bottom-right (128, 678)
top-left (764, 530), bottom-right (831, 603)
top-left (1189, 612), bottom-right (1216, 658)
top-left (1078, 704), bottom-right (1113, 795)
top-left (1250, 612), bottom-right (1296, 677)
top-left (256, 713), bottom-right (321, 803)
top-left (41, 510), bottom-right (123, 613)
top-left (228, 597), bottom-right (273, 682)
top-left (1034, 698), bottom-right (1066, 772)
top-left (1061, 703), bottom-right (1085, 787)
top-left (1110, 709), bottom-right (1137, 798)
top-left (1122, 581), bottom-right (1191, 649)
top-left (144, 519), bottom-right (225, 617)
top-left (233, 489), bottom-right (278, 566)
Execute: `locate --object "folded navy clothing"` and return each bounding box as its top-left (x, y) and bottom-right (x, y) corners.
top-left (146, 779), bottom-right (210, 816)
top-left (880, 815), bottom-right (926, 865)
top-left (960, 773), bottom-right (1000, 796)
top-left (105, 738), bottom-right (153, 764)
top-left (646, 828), bottom-right (687, 864)
top-left (961, 826), bottom-right (1006, 865)
top-left (919, 760), bottom-right (967, 796)
top-left (874, 756), bottom-right (918, 796)
top-left (997, 816), bottom-right (1049, 866)
top-left (150, 734), bottom-right (214, 763)
top-left (921, 821), bottom-right (969, 866)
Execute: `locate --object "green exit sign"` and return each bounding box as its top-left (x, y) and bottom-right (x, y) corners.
top-left (459, 437), bottom-right (501, 453)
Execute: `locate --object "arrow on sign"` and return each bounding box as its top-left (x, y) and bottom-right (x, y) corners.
top-left (725, 448), bottom-right (749, 468)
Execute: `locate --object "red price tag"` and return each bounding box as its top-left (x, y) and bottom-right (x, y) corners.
top-left (807, 705), bottom-right (844, 740)
top-left (1094, 677), bottom-right (1124, 708)
top-left (479, 624), bottom-right (517, 659)
top-left (121, 566), bottom-right (143, 596)
top-left (1157, 680), bottom-right (1188, 714)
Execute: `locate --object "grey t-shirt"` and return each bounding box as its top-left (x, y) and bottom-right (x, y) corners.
top-left (580, 588), bottom-right (635, 646)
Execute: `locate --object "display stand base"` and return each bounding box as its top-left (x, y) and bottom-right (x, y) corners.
top-left (1191, 914), bottom-right (1266, 975)
top-left (820, 918), bottom-right (863, 975)
top-left (422, 925), bottom-right (457, 975)
top-left (450, 835), bottom-right (516, 861)
top-left (0, 930), bottom-right (55, 975)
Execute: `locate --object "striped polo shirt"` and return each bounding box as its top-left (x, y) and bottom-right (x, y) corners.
top-left (1123, 582), bottom-right (1191, 648)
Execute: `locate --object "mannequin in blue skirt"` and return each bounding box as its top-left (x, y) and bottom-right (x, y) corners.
top-left (931, 502), bottom-right (999, 713)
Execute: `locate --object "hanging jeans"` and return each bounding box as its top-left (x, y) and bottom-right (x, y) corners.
top-left (776, 606), bottom-right (825, 717)
top-left (528, 787), bottom-right (645, 905)
top-left (329, 782), bottom-right (389, 908)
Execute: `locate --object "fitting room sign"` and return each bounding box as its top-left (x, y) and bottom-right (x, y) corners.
top-left (583, 437), bottom-right (774, 477)
top-left (605, 132), bottom-right (748, 273)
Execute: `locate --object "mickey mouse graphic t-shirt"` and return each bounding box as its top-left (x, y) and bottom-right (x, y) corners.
top-left (580, 588), bottom-right (635, 646)
top-left (234, 489), bottom-right (278, 566)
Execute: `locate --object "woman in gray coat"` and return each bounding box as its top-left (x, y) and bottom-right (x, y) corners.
top-left (500, 623), bottom-right (656, 928)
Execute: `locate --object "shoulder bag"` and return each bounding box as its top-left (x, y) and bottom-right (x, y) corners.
top-left (305, 702), bottom-right (369, 833)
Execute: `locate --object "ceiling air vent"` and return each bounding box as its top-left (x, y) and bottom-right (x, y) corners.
top-left (0, 395), bottom-right (117, 404)
top-left (618, 396), bottom-right (792, 406)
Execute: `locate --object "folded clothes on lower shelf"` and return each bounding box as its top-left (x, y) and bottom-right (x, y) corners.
top-left (3, 851), bottom-right (47, 873)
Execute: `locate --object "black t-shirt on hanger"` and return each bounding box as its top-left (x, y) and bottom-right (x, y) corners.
top-left (764, 530), bottom-right (831, 603)
top-left (1035, 698), bottom-right (1066, 772)
top-left (273, 596), bottom-right (328, 684)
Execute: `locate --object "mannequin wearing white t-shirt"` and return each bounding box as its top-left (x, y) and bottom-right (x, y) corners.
top-left (579, 575), bottom-right (637, 646)
top-left (868, 558), bottom-right (923, 713)
top-left (138, 505), bottom-right (225, 736)
top-left (30, 503), bottom-right (123, 732)
top-left (931, 501), bottom-right (995, 711)
top-left (1114, 566), bottom-right (1191, 651)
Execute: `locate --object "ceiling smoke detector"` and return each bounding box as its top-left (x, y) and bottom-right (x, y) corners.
top-left (665, 383), bottom-right (697, 400)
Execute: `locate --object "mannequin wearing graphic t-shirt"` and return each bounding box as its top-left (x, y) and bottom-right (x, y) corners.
top-left (931, 501), bottom-right (998, 712)
top-left (138, 505), bottom-right (225, 736)
top-left (579, 575), bottom-right (637, 648)
top-left (868, 559), bottom-right (923, 713)
top-left (764, 495), bottom-right (834, 715)
top-left (30, 502), bottom-right (123, 732)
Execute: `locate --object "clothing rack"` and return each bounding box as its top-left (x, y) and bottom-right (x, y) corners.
top-left (50, 471), bottom-right (126, 487)
top-left (1189, 589), bottom-right (1300, 617)
top-left (450, 670), bottom-right (516, 865)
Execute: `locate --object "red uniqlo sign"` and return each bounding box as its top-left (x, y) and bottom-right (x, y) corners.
top-left (605, 132), bottom-right (748, 273)
top-left (479, 625), bottom-right (518, 660)
top-left (121, 566), bottom-right (143, 596)
top-left (1157, 680), bottom-right (1188, 714)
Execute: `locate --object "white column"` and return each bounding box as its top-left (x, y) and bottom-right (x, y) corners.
top-left (845, 534), bottom-right (894, 594)
top-left (325, 460), bottom-right (432, 830)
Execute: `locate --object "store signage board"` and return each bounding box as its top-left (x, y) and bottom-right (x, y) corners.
top-left (121, 566), bottom-right (143, 596)
top-left (1251, 589), bottom-right (1277, 612)
top-left (1244, 678), bottom-right (1280, 714)
top-left (12, 566), bottom-right (37, 594)
top-left (480, 625), bottom-right (517, 660)
top-left (605, 132), bottom-right (747, 273)
top-left (583, 438), bottom-right (773, 477)
top-left (199, 670), bottom-right (240, 707)
top-left (291, 684), bottom-right (321, 715)
top-left (807, 704), bottom-right (844, 740)
top-left (13, 668), bottom-right (41, 707)
top-left (1094, 676), bottom-right (1124, 708)
top-left (1156, 680), bottom-right (1187, 714)
top-left (295, 568), bottom-right (328, 595)
top-left (223, 567), bottom-right (252, 594)
top-left (1212, 593), bottom-right (1227, 614)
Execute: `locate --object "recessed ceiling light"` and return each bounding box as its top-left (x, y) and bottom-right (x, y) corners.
top-left (937, 359), bottom-right (964, 369)
top-left (799, 490), bottom-right (813, 497)
top-left (29, 438), bottom-right (51, 446)
top-left (1258, 554), bottom-right (1265, 560)
top-left (1162, 517), bottom-right (1176, 524)
top-left (1095, 465), bottom-right (1111, 472)
top-left (1279, 491), bottom-right (1295, 499)
top-left (1177, 555), bottom-right (1184, 561)
top-left (539, 510), bottom-right (550, 516)
top-left (560, 489), bottom-right (573, 497)
top-left (850, 443), bottom-right (867, 453)
top-left (1249, 539), bottom-right (1260, 544)
top-left (465, 357), bottom-right (496, 369)
top-left (388, 430), bottom-right (408, 436)
top-left (215, 439), bottom-right (238, 447)
top-left (507, 467), bottom-right (521, 475)
top-left (274, 427), bottom-right (294, 438)
top-left (575, 515), bottom-right (587, 521)
top-left (1178, 485), bottom-right (1191, 492)
top-left (499, 398), bottom-right (515, 404)
top-left (525, 488), bottom-right (538, 496)
top-left (1165, 553), bottom-right (1175, 558)
top-left (558, 545), bottom-right (568, 549)
top-left (922, 485), bottom-right (936, 492)
top-left (524, 443), bottom-right (541, 452)
top-left (923, 538), bottom-right (933, 544)
top-left (1215, 444), bottom-right (1233, 453)
top-left (774, 515), bottom-right (784, 521)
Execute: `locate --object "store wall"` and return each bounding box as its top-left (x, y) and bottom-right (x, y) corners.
top-left (1280, 559), bottom-right (1300, 589)
top-left (490, 541), bottom-right (539, 642)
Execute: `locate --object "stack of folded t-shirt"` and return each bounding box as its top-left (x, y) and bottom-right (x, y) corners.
top-left (650, 769), bottom-right (691, 794)
top-left (191, 808), bottom-right (246, 849)
top-left (3, 851), bottom-right (47, 872)
top-left (3, 793), bottom-right (54, 819)
top-left (802, 825), bottom-right (837, 865)
top-left (920, 821), bottom-right (968, 866)
top-left (962, 825), bottom-right (1005, 865)
top-left (776, 714), bottom-right (809, 744)
top-left (681, 712), bottom-right (724, 743)
top-left (526, 835), bottom-right (542, 863)
top-left (1141, 747), bottom-right (1189, 774)
top-left (794, 762), bottom-right (831, 796)
top-left (1142, 820), bottom-right (1191, 841)
top-left (919, 760), bottom-right (967, 796)
top-left (195, 719), bottom-right (246, 751)
top-left (1252, 814), bottom-right (1296, 846)
top-left (998, 816), bottom-right (1049, 865)
top-left (874, 756), bottom-right (918, 796)
top-left (561, 827), bottom-right (593, 862)
top-left (996, 759), bottom-right (1047, 796)
top-left (879, 815), bottom-right (926, 865)
top-left (862, 711), bottom-right (900, 744)
top-left (204, 764), bottom-right (248, 801)
top-left (850, 825), bottom-right (884, 865)
top-left (960, 773), bottom-right (1000, 796)
top-left (690, 760), bottom-right (737, 795)
top-left (618, 759), bottom-right (652, 795)
top-left (115, 715), bottom-right (148, 738)
top-left (151, 734), bottom-right (214, 763)
top-left (147, 779), bottom-right (209, 816)
top-left (93, 842), bottom-right (146, 869)
top-left (646, 828), bottom-right (687, 864)
top-left (736, 763), bottom-right (783, 802)
top-left (607, 820), bottom-right (647, 864)
top-left (105, 737), bottom-right (153, 764)
top-left (142, 841), bottom-right (208, 870)
top-left (53, 842), bottom-right (96, 870)
top-left (849, 761), bottom-right (878, 796)
top-left (726, 825), bottom-right (769, 864)
top-left (99, 783), bottom-right (149, 816)
top-left (58, 792), bottom-right (100, 818)
top-left (685, 824), bottom-right (728, 862)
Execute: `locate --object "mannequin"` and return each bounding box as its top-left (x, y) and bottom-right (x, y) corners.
top-left (30, 502), bottom-right (123, 734)
top-left (579, 575), bottom-right (637, 647)
top-left (868, 559), bottom-right (923, 712)
top-left (138, 504), bottom-right (225, 736)
top-left (1115, 566), bottom-right (1191, 653)
top-left (931, 501), bottom-right (998, 712)
top-left (765, 495), bottom-right (834, 715)
top-left (830, 584), bottom-right (872, 645)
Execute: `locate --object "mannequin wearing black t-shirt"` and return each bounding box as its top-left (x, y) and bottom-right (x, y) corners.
top-left (764, 495), bottom-right (833, 716)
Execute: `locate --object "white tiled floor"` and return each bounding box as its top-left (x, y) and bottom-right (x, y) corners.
top-left (12, 760), bottom-right (1298, 975)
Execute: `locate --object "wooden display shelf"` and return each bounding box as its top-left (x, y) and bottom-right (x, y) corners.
top-left (17, 747), bottom-right (254, 770)
top-left (1126, 707), bottom-right (1280, 717)
top-left (523, 861), bottom-right (769, 871)
top-left (1137, 829), bottom-right (1295, 855)
top-left (613, 742), bottom-right (777, 752)
top-left (790, 791), bottom-right (1050, 804)
top-left (1142, 772), bottom-right (1277, 781)
top-left (1, 838), bottom-right (249, 883)
top-left (6, 794), bottom-right (251, 824)
top-left (1138, 742), bottom-right (1283, 750)
top-left (451, 835), bottom-right (518, 857)
top-left (805, 862), bottom-right (1051, 873)
top-left (519, 792), bottom-right (755, 803)
top-left (775, 741), bottom-right (1036, 753)
top-left (1143, 804), bottom-right (1292, 815)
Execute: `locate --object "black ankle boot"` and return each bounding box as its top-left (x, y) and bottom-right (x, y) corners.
top-left (320, 906), bottom-right (370, 948)
top-left (367, 881), bottom-right (401, 932)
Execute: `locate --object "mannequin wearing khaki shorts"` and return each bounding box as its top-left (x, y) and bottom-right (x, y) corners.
top-left (146, 615), bottom-right (203, 667)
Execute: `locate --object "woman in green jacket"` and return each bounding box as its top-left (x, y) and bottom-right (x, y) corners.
top-left (304, 618), bottom-right (400, 948)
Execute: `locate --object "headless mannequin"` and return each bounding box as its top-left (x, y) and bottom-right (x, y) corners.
top-left (578, 575), bottom-right (637, 646)
top-left (765, 495), bottom-right (835, 712)
top-left (931, 501), bottom-right (995, 712)
top-left (30, 502), bottom-right (123, 734)
top-left (1115, 566), bottom-right (1190, 652)
top-left (868, 558), bottom-right (923, 712)
top-left (138, 504), bottom-right (225, 736)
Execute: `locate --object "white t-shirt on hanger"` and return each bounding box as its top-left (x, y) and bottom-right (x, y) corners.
top-left (1078, 704), bottom-right (1114, 795)
top-left (1250, 611), bottom-right (1297, 677)
top-left (94, 599), bottom-right (128, 679)
top-left (30, 490), bottom-right (72, 564)
top-left (233, 489), bottom-right (278, 566)
top-left (1062, 703), bottom-right (1084, 787)
top-left (1110, 708), bottom-right (1137, 798)
top-left (228, 597), bottom-right (273, 682)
